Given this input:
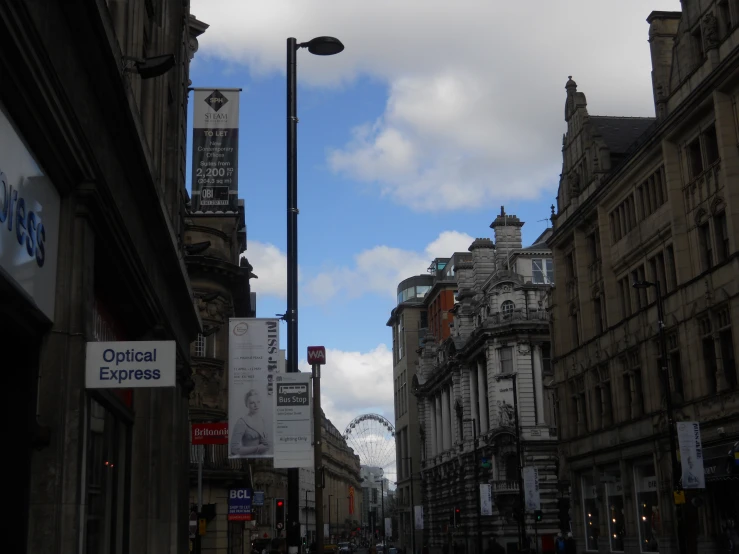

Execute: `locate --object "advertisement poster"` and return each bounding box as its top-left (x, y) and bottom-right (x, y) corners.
top-left (228, 488), bottom-right (253, 521)
top-left (523, 466), bottom-right (541, 511)
top-left (191, 88), bottom-right (240, 212)
top-left (273, 372), bottom-right (313, 468)
top-left (229, 318), bottom-right (280, 459)
top-left (253, 491), bottom-right (265, 506)
top-left (677, 421), bottom-right (706, 489)
top-left (480, 483), bottom-right (494, 516)
top-left (414, 505), bottom-right (424, 530)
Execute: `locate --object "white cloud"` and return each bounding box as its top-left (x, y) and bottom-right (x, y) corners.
top-left (240, 240), bottom-right (288, 299)
top-left (299, 344), bottom-right (397, 479)
top-left (304, 230), bottom-right (474, 304)
top-left (192, 0), bottom-right (681, 211)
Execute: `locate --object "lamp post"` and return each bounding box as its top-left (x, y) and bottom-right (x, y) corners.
top-left (401, 457), bottom-right (416, 554)
top-left (375, 479), bottom-right (386, 551)
top-left (328, 494), bottom-right (334, 543)
top-left (286, 36), bottom-right (344, 554)
top-left (633, 280), bottom-right (684, 554)
top-left (463, 418), bottom-right (482, 554)
top-left (497, 373), bottom-right (525, 550)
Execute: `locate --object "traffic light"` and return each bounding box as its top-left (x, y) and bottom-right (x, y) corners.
top-left (275, 498), bottom-right (285, 533)
top-left (535, 510), bottom-right (543, 522)
top-left (454, 507), bottom-right (461, 527)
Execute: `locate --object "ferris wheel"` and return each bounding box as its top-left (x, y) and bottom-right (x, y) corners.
top-left (343, 414), bottom-right (397, 480)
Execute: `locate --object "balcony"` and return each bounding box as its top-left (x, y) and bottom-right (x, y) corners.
top-left (492, 480), bottom-right (520, 494)
top-left (483, 310), bottom-right (549, 327)
top-left (189, 444), bottom-right (250, 474)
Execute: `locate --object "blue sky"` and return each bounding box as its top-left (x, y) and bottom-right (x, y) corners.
top-left (188, 0), bottom-right (681, 473)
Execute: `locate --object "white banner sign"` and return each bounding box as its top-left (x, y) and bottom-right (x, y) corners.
top-left (385, 517), bottom-right (392, 539)
top-left (677, 421), bottom-right (706, 489)
top-left (480, 483), bottom-right (494, 516)
top-left (414, 505), bottom-right (424, 530)
top-left (523, 466), bottom-right (541, 511)
top-left (324, 523), bottom-right (329, 537)
top-left (85, 341), bottom-right (176, 388)
top-left (229, 318), bottom-right (280, 459)
top-left (273, 372), bottom-right (313, 468)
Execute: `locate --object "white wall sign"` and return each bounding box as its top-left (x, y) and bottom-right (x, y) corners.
top-left (480, 484), bottom-right (494, 516)
top-left (0, 100), bottom-right (60, 322)
top-left (677, 421), bottom-right (706, 489)
top-left (273, 372), bottom-right (313, 468)
top-left (86, 341), bottom-right (176, 388)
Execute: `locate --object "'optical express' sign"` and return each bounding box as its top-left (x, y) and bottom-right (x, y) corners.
top-left (85, 341), bottom-right (176, 389)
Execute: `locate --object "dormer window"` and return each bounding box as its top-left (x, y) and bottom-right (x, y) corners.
top-left (532, 258), bottom-right (554, 284)
top-left (501, 301), bottom-right (515, 316)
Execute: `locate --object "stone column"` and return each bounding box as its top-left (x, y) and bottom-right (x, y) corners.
top-left (441, 388), bottom-right (451, 451)
top-left (435, 394), bottom-right (443, 453)
top-left (477, 359), bottom-right (489, 433)
top-left (448, 385), bottom-right (456, 445)
top-left (533, 345), bottom-right (545, 425)
top-left (429, 398), bottom-right (437, 456)
top-left (469, 365), bottom-right (479, 432)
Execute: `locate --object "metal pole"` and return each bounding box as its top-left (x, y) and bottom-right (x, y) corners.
top-left (655, 281), bottom-right (685, 554)
top-left (196, 444), bottom-right (204, 554)
top-left (408, 457), bottom-right (416, 554)
top-left (329, 495), bottom-right (333, 544)
top-left (512, 376), bottom-right (526, 551)
top-left (380, 480), bottom-right (386, 551)
top-left (473, 422), bottom-right (481, 554)
top-left (286, 36), bottom-right (301, 554)
top-left (313, 363), bottom-right (325, 554)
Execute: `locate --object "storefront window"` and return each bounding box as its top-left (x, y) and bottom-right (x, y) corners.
top-left (605, 468), bottom-right (625, 552)
top-left (633, 463), bottom-right (660, 552)
top-left (86, 398), bottom-right (130, 553)
top-left (582, 474), bottom-right (599, 551)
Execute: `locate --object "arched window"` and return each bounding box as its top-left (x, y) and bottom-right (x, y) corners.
top-left (505, 454), bottom-right (518, 482)
top-left (501, 300), bottom-right (515, 315)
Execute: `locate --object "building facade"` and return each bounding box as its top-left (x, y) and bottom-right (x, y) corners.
top-left (399, 213), bottom-right (558, 554)
top-left (2, 1), bottom-right (206, 552)
top-left (361, 466), bottom-right (392, 543)
top-left (388, 274), bottom-right (434, 553)
top-left (548, 4), bottom-right (739, 554)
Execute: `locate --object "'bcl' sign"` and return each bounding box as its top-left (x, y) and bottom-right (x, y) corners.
top-left (307, 346), bottom-right (326, 365)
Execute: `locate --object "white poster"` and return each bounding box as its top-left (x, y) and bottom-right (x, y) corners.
top-left (677, 421), bottom-right (706, 489)
top-left (480, 483), bottom-right (493, 516)
top-left (414, 505), bottom-right (424, 530)
top-left (274, 372), bottom-right (313, 468)
top-left (385, 517), bottom-right (392, 539)
top-left (324, 523), bottom-right (329, 537)
top-left (523, 466), bottom-right (541, 511)
top-left (229, 318), bottom-right (280, 458)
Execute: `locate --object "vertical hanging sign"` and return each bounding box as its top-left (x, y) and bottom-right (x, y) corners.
top-left (523, 466), bottom-right (541, 511)
top-left (676, 421), bottom-right (706, 489)
top-left (480, 484), bottom-right (493, 516)
top-left (191, 88), bottom-right (240, 212)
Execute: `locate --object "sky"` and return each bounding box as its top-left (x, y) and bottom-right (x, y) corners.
top-left (188, 0), bottom-right (681, 480)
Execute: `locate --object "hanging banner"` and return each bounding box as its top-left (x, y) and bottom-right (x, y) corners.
top-left (324, 523), bottom-right (329, 537)
top-left (385, 517), bottom-right (392, 539)
top-left (229, 318), bottom-right (280, 459)
top-left (191, 88), bottom-right (240, 212)
top-left (273, 372), bottom-right (313, 468)
top-left (414, 505), bottom-right (424, 530)
top-left (677, 421), bottom-right (706, 489)
top-left (480, 483), bottom-right (494, 516)
top-left (228, 488), bottom-right (253, 521)
top-left (523, 466), bottom-right (541, 511)
top-left (349, 487), bottom-right (355, 515)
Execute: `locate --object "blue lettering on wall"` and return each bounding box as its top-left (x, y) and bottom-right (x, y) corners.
top-left (0, 170), bottom-right (48, 268)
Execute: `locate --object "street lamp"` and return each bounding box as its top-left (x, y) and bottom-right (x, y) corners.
top-left (633, 280), bottom-right (684, 554)
top-left (496, 373), bottom-right (526, 550)
top-left (286, 35), bottom-right (344, 554)
top-left (328, 494), bottom-right (334, 543)
top-left (463, 418), bottom-right (482, 554)
top-left (400, 457), bottom-right (416, 554)
top-left (375, 478), bottom-right (386, 551)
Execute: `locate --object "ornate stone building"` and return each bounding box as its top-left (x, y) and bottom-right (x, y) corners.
top-left (396, 211), bottom-right (558, 554)
top-left (548, 4), bottom-right (738, 554)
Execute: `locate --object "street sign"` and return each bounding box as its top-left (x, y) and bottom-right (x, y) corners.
top-left (85, 341), bottom-right (176, 389)
top-left (228, 488), bottom-right (253, 521)
top-left (189, 511), bottom-right (198, 539)
top-left (253, 491), bottom-right (265, 506)
top-left (273, 373), bottom-right (313, 468)
top-left (307, 346), bottom-right (326, 365)
top-left (192, 422), bottom-right (228, 445)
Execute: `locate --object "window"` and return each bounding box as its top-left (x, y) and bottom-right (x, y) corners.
top-left (541, 343), bottom-right (552, 375)
top-left (698, 221), bottom-right (713, 271)
top-left (668, 332), bottom-right (685, 400)
top-left (573, 375), bottom-right (588, 434)
top-left (610, 194), bottom-right (637, 243)
top-left (637, 166), bottom-right (667, 218)
top-left (593, 365), bottom-right (613, 428)
top-left (648, 252), bottom-right (667, 299)
top-left (571, 309), bottom-right (580, 348)
top-left (194, 333), bottom-right (205, 357)
top-left (532, 258), bottom-right (554, 284)
top-left (504, 455), bottom-right (518, 482)
top-left (398, 315), bottom-right (405, 361)
top-left (714, 212), bottom-right (729, 263)
top-left (688, 136), bottom-right (704, 178)
top-left (594, 297), bottom-right (604, 335)
top-left (719, 0), bottom-right (734, 37)
top-left (703, 124), bottom-right (720, 166)
top-left (618, 277), bottom-right (632, 320)
top-left (665, 245), bottom-right (678, 290)
top-left (632, 265), bottom-right (647, 310)
top-left (605, 467), bottom-right (625, 552)
top-left (633, 463), bottom-right (660, 553)
top-left (717, 307), bottom-right (737, 390)
top-left (501, 300), bottom-right (515, 316)
top-left (700, 316), bottom-right (718, 394)
top-left (692, 26), bottom-right (705, 65)
top-left (499, 347), bottom-right (513, 373)
top-left (587, 230), bottom-right (601, 264)
top-left (86, 399), bottom-right (130, 554)
top-left (622, 350), bottom-right (644, 419)
top-left (581, 473), bottom-right (599, 551)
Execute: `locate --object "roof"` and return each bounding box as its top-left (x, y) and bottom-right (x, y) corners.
top-left (522, 228), bottom-right (553, 251)
top-left (590, 116), bottom-right (656, 155)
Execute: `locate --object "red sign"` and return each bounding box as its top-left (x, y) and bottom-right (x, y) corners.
top-left (307, 346), bottom-right (326, 365)
top-left (192, 422), bottom-right (228, 445)
top-left (229, 513), bottom-right (253, 521)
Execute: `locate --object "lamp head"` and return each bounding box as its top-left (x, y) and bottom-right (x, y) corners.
top-left (302, 36), bottom-right (345, 56)
top-left (632, 281), bottom-right (653, 289)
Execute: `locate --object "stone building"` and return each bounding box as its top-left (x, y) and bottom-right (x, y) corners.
top-left (547, 4), bottom-right (739, 554)
top-left (395, 213), bottom-right (558, 554)
top-left (2, 1), bottom-right (207, 552)
top-left (361, 466), bottom-right (392, 543)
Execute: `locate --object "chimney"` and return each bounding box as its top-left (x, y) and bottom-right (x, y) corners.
top-left (489, 206), bottom-right (524, 270)
top-left (647, 11), bottom-right (681, 119)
